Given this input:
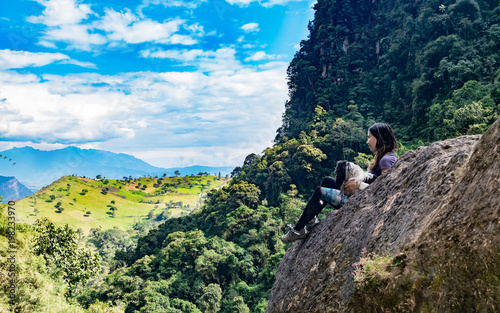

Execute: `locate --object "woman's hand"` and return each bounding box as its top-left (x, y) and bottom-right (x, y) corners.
top-left (343, 180), bottom-right (360, 192)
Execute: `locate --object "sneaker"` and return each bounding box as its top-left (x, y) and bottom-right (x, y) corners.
top-left (306, 215), bottom-right (320, 231)
top-left (280, 224), bottom-right (308, 243)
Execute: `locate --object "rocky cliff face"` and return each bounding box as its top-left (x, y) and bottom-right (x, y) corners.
top-left (267, 118), bottom-right (500, 312)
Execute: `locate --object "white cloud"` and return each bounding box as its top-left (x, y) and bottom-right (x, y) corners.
top-left (27, 0), bottom-right (105, 51)
top-left (0, 58), bottom-right (288, 167)
top-left (167, 34), bottom-right (198, 45)
top-left (38, 40), bottom-right (58, 49)
top-left (243, 43), bottom-right (258, 49)
top-left (0, 49), bottom-right (95, 70)
top-left (225, 0), bottom-right (255, 6)
top-left (0, 49), bottom-right (68, 69)
top-left (185, 22), bottom-right (205, 36)
top-left (226, 0), bottom-right (303, 7)
top-left (59, 59), bottom-right (97, 68)
top-left (132, 146), bottom-right (253, 168)
top-left (258, 61), bottom-right (289, 69)
top-left (0, 72), bottom-right (150, 143)
top-left (28, 2), bottom-right (198, 50)
top-left (140, 48), bottom-right (243, 75)
top-left (94, 9), bottom-right (195, 45)
top-left (244, 51), bottom-right (285, 62)
top-left (241, 23), bottom-right (260, 33)
top-left (27, 0), bottom-right (94, 26)
top-left (0, 141), bottom-right (71, 153)
top-left (95, 9), bottom-right (191, 45)
top-left (141, 48), bottom-right (205, 61)
top-left (43, 24), bottom-right (107, 50)
top-left (139, 0), bottom-right (207, 11)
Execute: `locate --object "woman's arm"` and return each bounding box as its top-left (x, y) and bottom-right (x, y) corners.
top-left (343, 180), bottom-right (360, 192)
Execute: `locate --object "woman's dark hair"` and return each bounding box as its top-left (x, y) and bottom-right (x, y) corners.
top-left (368, 123), bottom-right (398, 171)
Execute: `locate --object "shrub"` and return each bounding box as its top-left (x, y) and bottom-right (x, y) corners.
top-left (352, 248), bottom-right (393, 290)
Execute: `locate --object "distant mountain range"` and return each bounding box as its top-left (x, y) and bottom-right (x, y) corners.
top-left (0, 146), bottom-right (236, 191)
top-left (0, 176), bottom-right (32, 202)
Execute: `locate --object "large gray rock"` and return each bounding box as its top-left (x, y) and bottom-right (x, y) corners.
top-left (267, 118), bottom-right (500, 312)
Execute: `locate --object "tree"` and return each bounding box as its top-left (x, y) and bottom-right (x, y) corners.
top-left (243, 153), bottom-right (259, 167)
top-left (197, 283), bottom-right (222, 313)
top-left (96, 174), bottom-right (102, 179)
top-left (32, 218), bottom-right (100, 296)
top-left (429, 80), bottom-right (499, 139)
top-left (231, 296), bottom-right (250, 313)
top-left (174, 170), bottom-right (181, 177)
top-left (76, 228), bottom-right (83, 241)
top-left (231, 167), bottom-right (242, 178)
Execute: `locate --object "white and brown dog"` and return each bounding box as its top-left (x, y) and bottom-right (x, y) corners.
top-left (334, 160), bottom-right (375, 196)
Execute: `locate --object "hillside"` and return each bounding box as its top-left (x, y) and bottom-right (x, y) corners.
top-left (0, 146), bottom-right (235, 190)
top-left (15, 174), bottom-right (228, 235)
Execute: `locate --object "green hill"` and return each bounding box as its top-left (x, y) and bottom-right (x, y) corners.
top-left (15, 174), bottom-right (228, 235)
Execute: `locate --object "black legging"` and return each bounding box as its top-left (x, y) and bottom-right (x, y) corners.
top-left (293, 176), bottom-right (341, 230)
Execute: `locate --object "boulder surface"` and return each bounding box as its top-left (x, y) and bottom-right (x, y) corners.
top-left (267, 118), bottom-right (500, 312)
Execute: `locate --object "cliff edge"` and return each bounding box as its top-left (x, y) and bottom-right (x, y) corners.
top-left (267, 117), bottom-right (500, 312)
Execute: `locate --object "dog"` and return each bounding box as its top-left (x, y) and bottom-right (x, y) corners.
top-left (334, 160), bottom-right (375, 196)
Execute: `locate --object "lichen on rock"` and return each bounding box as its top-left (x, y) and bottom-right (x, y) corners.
top-left (266, 117), bottom-right (500, 313)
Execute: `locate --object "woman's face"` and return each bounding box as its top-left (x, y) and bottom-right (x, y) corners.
top-left (367, 131), bottom-right (377, 152)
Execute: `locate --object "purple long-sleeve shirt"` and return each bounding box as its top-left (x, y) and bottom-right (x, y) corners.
top-left (368, 152), bottom-right (397, 177)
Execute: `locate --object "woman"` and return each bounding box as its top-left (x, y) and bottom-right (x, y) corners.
top-left (281, 123), bottom-right (398, 243)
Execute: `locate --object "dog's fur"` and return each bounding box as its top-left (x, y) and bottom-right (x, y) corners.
top-left (334, 160), bottom-right (375, 196)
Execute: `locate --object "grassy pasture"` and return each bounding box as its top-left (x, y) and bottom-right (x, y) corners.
top-left (15, 174), bottom-right (227, 235)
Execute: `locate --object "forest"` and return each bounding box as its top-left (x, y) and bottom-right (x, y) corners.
top-left (1, 0), bottom-right (499, 312)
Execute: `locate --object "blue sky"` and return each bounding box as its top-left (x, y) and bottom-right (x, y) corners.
top-left (0, 0), bottom-right (315, 168)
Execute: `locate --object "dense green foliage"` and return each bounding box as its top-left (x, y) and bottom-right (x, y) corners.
top-left (79, 180), bottom-right (289, 312)
top-left (32, 218), bottom-right (101, 297)
top-left (75, 0), bottom-right (500, 312)
top-left (0, 204), bottom-right (122, 312)
top-left (277, 0), bottom-right (500, 143)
